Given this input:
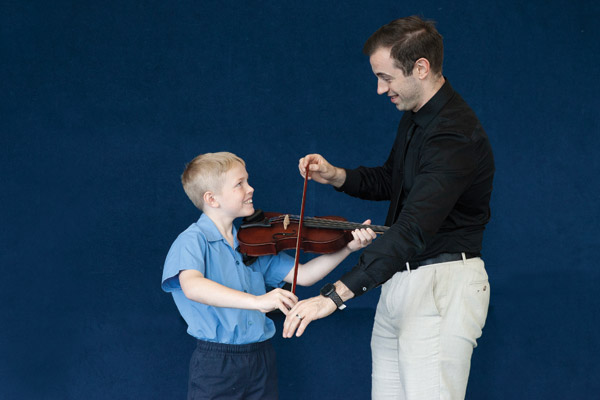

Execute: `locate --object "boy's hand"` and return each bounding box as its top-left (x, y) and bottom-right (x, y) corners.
top-left (346, 219), bottom-right (377, 252)
top-left (255, 288), bottom-right (298, 314)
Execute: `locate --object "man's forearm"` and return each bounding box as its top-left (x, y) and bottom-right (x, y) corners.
top-left (334, 280), bottom-right (355, 302)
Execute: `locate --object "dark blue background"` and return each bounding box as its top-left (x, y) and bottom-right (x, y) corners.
top-left (2, 1), bottom-right (599, 399)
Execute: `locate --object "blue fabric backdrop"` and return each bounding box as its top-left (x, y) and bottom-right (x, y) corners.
top-left (2, 1), bottom-right (599, 398)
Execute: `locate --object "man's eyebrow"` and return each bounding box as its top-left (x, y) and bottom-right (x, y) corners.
top-left (376, 72), bottom-right (393, 79)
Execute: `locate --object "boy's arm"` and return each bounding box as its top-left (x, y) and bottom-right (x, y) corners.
top-left (283, 221), bottom-right (376, 287)
top-left (179, 269), bottom-right (298, 314)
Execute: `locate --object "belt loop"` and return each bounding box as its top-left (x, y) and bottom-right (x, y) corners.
top-left (405, 261), bottom-right (411, 273)
top-left (461, 252), bottom-right (467, 264)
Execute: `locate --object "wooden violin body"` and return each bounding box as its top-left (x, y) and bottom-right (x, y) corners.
top-left (237, 210), bottom-right (388, 257)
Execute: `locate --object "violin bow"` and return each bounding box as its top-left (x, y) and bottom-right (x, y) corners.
top-left (291, 164), bottom-right (310, 294)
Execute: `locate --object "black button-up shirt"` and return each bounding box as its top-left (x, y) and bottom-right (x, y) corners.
top-left (338, 80), bottom-right (495, 297)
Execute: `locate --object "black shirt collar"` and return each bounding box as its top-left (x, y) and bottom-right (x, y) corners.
top-left (412, 78), bottom-right (455, 128)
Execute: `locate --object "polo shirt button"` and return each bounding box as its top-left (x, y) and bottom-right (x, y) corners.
top-left (248, 321), bottom-right (253, 325)
top-left (236, 260), bottom-right (240, 265)
top-left (362, 287), bottom-right (367, 292)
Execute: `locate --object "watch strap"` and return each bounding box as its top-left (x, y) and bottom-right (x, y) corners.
top-left (325, 287), bottom-right (346, 310)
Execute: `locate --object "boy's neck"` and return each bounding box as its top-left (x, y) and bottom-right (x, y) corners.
top-left (204, 212), bottom-right (235, 248)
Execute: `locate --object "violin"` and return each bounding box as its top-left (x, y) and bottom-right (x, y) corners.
top-left (237, 163), bottom-right (387, 293)
top-left (237, 209), bottom-right (388, 257)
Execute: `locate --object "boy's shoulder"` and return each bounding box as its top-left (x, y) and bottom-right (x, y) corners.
top-left (162, 215), bottom-right (220, 289)
top-left (177, 214), bottom-right (219, 239)
top-left (170, 214), bottom-right (228, 254)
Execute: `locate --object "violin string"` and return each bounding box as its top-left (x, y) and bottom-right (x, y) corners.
top-left (267, 215), bottom-right (388, 233)
top-left (270, 215), bottom-right (386, 231)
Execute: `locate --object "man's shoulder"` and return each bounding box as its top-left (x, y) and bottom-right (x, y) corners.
top-left (431, 92), bottom-right (483, 137)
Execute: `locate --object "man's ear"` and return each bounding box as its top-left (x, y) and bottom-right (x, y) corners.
top-left (203, 191), bottom-right (218, 208)
top-left (413, 57), bottom-right (431, 80)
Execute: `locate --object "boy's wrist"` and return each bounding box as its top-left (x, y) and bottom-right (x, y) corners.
top-left (343, 242), bottom-right (355, 253)
top-left (250, 293), bottom-right (261, 311)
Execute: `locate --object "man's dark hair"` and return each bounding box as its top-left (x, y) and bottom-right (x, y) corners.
top-left (363, 16), bottom-right (444, 76)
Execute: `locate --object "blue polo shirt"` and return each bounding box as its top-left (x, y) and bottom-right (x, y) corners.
top-left (161, 214), bottom-right (294, 344)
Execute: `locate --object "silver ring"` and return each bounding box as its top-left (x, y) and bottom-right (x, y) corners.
top-left (296, 314), bottom-right (304, 320)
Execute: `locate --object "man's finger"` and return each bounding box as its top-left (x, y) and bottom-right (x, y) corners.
top-left (283, 314), bottom-right (299, 338)
top-left (295, 317), bottom-right (312, 337)
top-left (309, 163), bottom-right (322, 172)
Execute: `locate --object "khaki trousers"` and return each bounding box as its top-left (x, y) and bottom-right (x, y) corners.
top-left (371, 256), bottom-right (490, 400)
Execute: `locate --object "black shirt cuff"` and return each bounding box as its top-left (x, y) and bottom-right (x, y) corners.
top-left (339, 267), bottom-right (379, 297)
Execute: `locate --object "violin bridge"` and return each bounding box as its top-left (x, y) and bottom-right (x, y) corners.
top-left (283, 214), bottom-right (290, 230)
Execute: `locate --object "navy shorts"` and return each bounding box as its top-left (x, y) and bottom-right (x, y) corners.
top-left (188, 339), bottom-right (278, 400)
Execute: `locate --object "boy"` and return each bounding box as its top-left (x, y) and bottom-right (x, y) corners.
top-left (161, 152), bottom-right (375, 400)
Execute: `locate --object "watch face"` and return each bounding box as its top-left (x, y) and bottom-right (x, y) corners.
top-left (320, 283), bottom-right (335, 296)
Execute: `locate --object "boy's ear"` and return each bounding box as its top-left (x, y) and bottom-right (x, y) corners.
top-left (203, 191), bottom-right (219, 208)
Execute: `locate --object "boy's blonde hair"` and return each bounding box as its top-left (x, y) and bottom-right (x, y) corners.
top-left (181, 152), bottom-right (245, 210)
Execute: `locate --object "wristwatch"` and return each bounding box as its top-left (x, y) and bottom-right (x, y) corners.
top-left (320, 283), bottom-right (346, 310)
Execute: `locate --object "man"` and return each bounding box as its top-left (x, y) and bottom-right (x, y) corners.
top-left (283, 16), bottom-right (495, 399)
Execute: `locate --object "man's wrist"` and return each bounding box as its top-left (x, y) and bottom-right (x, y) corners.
top-left (321, 295), bottom-right (340, 310)
top-left (334, 281), bottom-right (354, 302)
top-left (320, 283), bottom-right (346, 310)
top-left (331, 167), bottom-right (347, 188)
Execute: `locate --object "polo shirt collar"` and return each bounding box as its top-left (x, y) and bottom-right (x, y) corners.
top-left (196, 213), bottom-right (238, 243)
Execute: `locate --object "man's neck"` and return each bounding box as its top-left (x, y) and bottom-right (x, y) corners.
top-left (414, 75), bottom-right (445, 112)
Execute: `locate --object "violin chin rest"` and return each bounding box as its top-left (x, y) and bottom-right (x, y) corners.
top-left (241, 209), bottom-right (266, 228)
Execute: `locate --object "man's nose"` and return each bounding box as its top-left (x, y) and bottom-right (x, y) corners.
top-left (377, 80), bottom-right (388, 95)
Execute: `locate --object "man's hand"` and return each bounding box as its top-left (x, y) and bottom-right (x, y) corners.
top-left (282, 295), bottom-right (337, 338)
top-left (255, 288), bottom-right (298, 314)
top-left (298, 154), bottom-right (346, 188)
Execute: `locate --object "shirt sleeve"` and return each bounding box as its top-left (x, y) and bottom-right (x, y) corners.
top-left (336, 150), bottom-right (397, 202)
top-left (340, 131), bottom-right (479, 296)
top-left (161, 233), bottom-right (206, 292)
top-left (253, 251), bottom-right (295, 288)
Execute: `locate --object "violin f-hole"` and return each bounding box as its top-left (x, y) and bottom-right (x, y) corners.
top-left (273, 231), bottom-right (297, 240)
